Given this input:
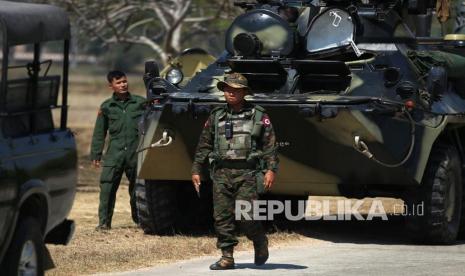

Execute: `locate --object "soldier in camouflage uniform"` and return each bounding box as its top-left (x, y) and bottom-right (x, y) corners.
top-left (191, 73), bottom-right (279, 270)
top-left (91, 70), bottom-right (146, 230)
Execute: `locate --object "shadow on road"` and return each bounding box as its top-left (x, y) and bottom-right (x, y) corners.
top-left (235, 263), bottom-right (308, 270)
top-left (267, 215), bottom-right (465, 246)
top-left (169, 215), bottom-right (465, 246)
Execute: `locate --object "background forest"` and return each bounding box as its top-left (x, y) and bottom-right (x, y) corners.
top-left (21, 0), bottom-right (241, 72)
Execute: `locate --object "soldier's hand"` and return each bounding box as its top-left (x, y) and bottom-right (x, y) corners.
top-left (192, 174), bottom-right (201, 193)
top-left (92, 160), bottom-right (101, 168)
top-left (264, 170), bottom-right (275, 190)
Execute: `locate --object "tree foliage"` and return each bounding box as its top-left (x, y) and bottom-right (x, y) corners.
top-left (60, 0), bottom-right (238, 64)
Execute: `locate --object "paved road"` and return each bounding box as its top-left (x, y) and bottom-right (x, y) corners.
top-left (104, 218), bottom-right (465, 276)
top-left (108, 242), bottom-right (465, 276)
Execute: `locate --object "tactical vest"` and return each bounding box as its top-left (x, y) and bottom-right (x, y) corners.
top-left (212, 106), bottom-right (264, 161)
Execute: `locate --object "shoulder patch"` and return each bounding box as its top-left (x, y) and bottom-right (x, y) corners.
top-left (262, 114), bottom-right (271, 127)
top-left (97, 108), bottom-right (103, 116)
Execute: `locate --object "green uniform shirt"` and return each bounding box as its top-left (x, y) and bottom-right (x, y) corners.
top-left (90, 92), bottom-right (146, 167)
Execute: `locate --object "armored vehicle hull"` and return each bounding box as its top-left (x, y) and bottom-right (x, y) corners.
top-left (139, 95), bottom-right (443, 195)
top-left (136, 0), bottom-right (465, 244)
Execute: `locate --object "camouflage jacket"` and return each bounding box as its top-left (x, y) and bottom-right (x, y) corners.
top-left (191, 102), bottom-right (279, 175)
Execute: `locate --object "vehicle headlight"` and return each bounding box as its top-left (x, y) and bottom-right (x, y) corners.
top-left (166, 68), bottom-right (183, 85)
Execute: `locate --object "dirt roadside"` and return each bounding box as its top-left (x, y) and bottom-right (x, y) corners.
top-left (47, 169), bottom-right (401, 275)
top-left (46, 125), bottom-right (314, 275)
top-left (45, 75), bottom-right (404, 275)
top-left (46, 126), bottom-right (402, 275)
top-left (46, 183), bottom-right (317, 275)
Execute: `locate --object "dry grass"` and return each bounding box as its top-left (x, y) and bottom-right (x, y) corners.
top-left (46, 164), bottom-right (314, 275)
top-left (46, 182), bottom-right (400, 275)
top-left (46, 186), bottom-right (312, 275)
top-left (47, 153), bottom-right (401, 275)
top-left (45, 73), bottom-right (404, 275)
top-left (46, 74), bottom-right (316, 275)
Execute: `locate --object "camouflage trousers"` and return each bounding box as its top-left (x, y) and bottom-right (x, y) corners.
top-left (211, 167), bottom-right (266, 249)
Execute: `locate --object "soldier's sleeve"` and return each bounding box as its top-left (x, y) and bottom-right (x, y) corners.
top-left (90, 107), bottom-right (109, 161)
top-left (191, 115), bottom-right (214, 175)
top-left (260, 113), bottom-right (279, 173)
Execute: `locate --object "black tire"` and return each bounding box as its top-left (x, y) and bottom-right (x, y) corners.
top-left (260, 194), bottom-right (307, 230)
top-left (135, 179), bottom-right (213, 235)
top-left (2, 217), bottom-right (44, 276)
top-left (458, 171), bottom-right (465, 239)
top-left (135, 179), bottom-right (177, 235)
top-left (405, 143), bottom-right (463, 244)
top-left (175, 181), bottom-right (213, 233)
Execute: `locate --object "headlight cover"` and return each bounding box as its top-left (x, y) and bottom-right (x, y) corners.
top-left (166, 68), bottom-right (184, 85)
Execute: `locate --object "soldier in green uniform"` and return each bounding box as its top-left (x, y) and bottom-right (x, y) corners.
top-left (191, 73), bottom-right (279, 270)
top-left (91, 70), bottom-right (146, 230)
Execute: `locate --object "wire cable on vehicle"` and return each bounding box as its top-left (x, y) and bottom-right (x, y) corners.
top-left (353, 108), bottom-right (416, 168)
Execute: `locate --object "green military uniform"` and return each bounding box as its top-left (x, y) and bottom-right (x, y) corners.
top-left (191, 102), bottom-right (279, 250)
top-left (90, 92), bottom-right (146, 227)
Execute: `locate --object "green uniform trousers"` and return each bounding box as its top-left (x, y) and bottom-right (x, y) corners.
top-left (98, 155), bottom-right (137, 227)
top-left (212, 167), bottom-right (266, 249)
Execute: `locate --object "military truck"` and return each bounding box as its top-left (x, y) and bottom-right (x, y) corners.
top-left (136, 0), bottom-right (465, 244)
top-left (0, 1), bottom-right (77, 274)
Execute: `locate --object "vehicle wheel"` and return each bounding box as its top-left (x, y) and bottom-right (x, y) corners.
top-left (135, 179), bottom-right (213, 235)
top-left (2, 217), bottom-right (44, 276)
top-left (175, 181), bottom-right (213, 233)
top-left (260, 194), bottom-right (307, 230)
top-left (135, 179), bottom-right (177, 235)
top-left (458, 172), bottom-right (465, 239)
top-left (405, 143), bottom-right (463, 244)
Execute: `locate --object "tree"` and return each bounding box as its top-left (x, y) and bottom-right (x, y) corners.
top-left (61, 0), bottom-right (237, 64)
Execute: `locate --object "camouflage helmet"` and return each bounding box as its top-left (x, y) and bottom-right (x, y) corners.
top-left (217, 72), bottom-right (250, 92)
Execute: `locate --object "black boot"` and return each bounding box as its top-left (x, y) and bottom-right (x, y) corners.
top-left (209, 247), bottom-right (235, 270)
top-left (95, 224), bottom-right (111, 231)
top-left (253, 237), bottom-right (269, 266)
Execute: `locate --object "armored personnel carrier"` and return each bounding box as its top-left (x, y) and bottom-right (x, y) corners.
top-left (136, 0), bottom-right (465, 244)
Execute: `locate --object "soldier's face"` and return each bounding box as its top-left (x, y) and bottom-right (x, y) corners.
top-left (224, 86), bottom-right (247, 105)
top-left (109, 76), bottom-right (129, 94)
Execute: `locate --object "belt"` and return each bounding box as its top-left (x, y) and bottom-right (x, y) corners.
top-left (216, 159), bottom-right (257, 169)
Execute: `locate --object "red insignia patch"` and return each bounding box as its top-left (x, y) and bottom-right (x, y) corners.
top-left (262, 115), bottom-right (271, 127)
top-left (204, 119), bottom-right (209, 128)
top-left (97, 109), bottom-right (102, 116)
